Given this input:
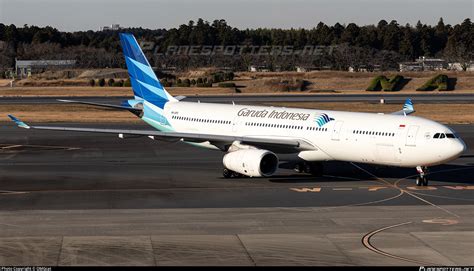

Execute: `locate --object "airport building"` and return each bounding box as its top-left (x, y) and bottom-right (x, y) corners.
top-left (348, 65), bottom-right (382, 73)
top-left (15, 59), bottom-right (77, 78)
top-left (101, 24), bottom-right (122, 31)
top-left (249, 65), bottom-right (271, 72)
top-left (296, 66), bottom-right (319, 73)
top-left (399, 56), bottom-right (448, 72)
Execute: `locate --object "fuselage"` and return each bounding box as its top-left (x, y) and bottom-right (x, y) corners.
top-left (140, 101), bottom-right (466, 168)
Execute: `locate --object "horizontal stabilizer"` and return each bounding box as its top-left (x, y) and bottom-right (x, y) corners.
top-left (174, 96), bottom-right (187, 101)
top-left (8, 114), bottom-right (30, 129)
top-left (57, 99), bottom-right (142, 114)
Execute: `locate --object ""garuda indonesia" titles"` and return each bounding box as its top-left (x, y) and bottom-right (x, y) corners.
top-left (237, 108), bottom-right (310, 121)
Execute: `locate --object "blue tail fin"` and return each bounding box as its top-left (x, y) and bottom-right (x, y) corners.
top-left (119, 33), bottom-right (176, 108)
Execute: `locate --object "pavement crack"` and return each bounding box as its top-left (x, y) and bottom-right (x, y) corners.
top-left (235, 235), bottom-right (256, 266)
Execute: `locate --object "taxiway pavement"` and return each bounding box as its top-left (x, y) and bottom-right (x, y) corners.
top-left (0, 123), bottom-right (472, 266)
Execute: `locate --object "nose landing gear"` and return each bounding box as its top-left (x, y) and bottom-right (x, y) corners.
top-left (415, 166), bottom-right (429, 186)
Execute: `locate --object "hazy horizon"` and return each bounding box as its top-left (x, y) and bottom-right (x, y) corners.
top-left (0, 0), bottom-right (472, 31)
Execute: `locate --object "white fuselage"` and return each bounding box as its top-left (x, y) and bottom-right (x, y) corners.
top-left (156, 101), bottom-right (466, 168)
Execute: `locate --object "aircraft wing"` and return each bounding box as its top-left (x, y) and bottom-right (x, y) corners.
top-left (8, 115), bottom-right (315, 153)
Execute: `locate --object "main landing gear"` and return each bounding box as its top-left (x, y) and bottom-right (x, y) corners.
top-left (415, 166), bottom-right (429, 186)
top-left (294, 162), bottom-right (324, 177)
top-left (223, 168), bottom-right (244, 178)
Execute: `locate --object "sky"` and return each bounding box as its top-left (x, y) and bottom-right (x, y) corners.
top-left (0, 0), bottom-right (472, 31)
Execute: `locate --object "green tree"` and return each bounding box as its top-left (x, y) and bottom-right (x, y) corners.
top-left (382, 20), bottom-right (401, 52)
top-left (399, 28), bottom-right (414, 58)
top-left (341, 23), bottom-right (360, 45)
top-left (434, 18), bottom-right (448, 53)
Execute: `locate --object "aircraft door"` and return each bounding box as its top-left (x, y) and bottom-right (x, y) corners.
top-left (405, 125), bottom-right (419, 146)
top-left (331, 121), bottom-right (344, 141)
top-left (232, 116), bottom-right (241, 132)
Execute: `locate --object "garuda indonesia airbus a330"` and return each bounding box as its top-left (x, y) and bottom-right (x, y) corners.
top-left (8, 33), bottom-right (466, 186)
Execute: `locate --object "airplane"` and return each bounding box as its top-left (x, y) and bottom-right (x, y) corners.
top-left (8, 33), bottom-right (467, 186)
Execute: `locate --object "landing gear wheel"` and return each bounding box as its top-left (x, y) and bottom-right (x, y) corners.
top-left (294, 163), bottom-right (304, 173)
top-left (232, 172), bottom-right (244, 178)
top-left (416, 166), bottom-right (429, 186)
top-left (422, 177), bottom-right (428, 186)
top-left (223, 168), bottom-right (233, 179)
top-left (416, 177), bottom-right (422, 186)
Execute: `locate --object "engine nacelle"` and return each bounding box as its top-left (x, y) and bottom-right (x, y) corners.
top-left (223, 149), bottom-right (279, 177)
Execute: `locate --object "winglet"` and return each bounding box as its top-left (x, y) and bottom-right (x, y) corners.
top-left (403, 98), bottom-right (414, 113)
top-left (7, 115), bottom-right (30, 129)
top-left (390, 98), bottom-right (415, 116)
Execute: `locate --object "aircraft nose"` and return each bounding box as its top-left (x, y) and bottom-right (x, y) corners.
top-left (452, 138), bottom-right (467, 158)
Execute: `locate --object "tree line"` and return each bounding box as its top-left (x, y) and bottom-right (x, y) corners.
top-left (0, 18), bottom-right (472, 73)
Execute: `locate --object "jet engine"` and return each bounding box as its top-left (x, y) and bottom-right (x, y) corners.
top-left (223, 149), bottom-right (279, 177)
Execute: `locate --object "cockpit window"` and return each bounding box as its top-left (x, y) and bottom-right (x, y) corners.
top-left (433, 132), bottom-right (456, 139)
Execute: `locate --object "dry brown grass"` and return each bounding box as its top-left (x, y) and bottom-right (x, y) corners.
top-left (235, 71), bottom-right (474, 93)
top-left (0, 86), bottom-right (235, 97)
top-left (0, 103), bottom-right (472, 124)
top-left (0, 86), bottom-right (132, 97)
top-left (1, 70), bottom-right (473, 96)
top-left (0, 80), bottom-right (11, 87)
top-left (0, 104), bottom-right (141, 123)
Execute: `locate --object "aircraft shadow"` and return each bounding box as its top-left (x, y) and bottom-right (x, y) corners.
top-left (268, 161), bottom-right (474, 185)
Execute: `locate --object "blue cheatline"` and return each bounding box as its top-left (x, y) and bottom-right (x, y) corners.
top-left (119, 33), bottom-right (170, 108)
